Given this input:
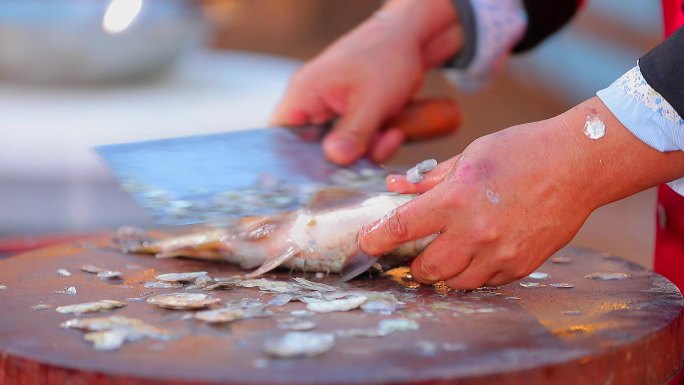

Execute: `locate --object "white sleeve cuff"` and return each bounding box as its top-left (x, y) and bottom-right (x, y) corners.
top-left (443, 0), bottom-right (527, 91)
top-left (596, 65), bottom-right (684, 195)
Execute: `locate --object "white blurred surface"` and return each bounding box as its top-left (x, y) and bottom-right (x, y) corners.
top-left (1, 50), bottom-right (300, 234)
top-left (1, 50), bottom-right (299, 181)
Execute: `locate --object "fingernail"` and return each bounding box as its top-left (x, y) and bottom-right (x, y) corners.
top-left (357, 223), bottom-right (378, 255)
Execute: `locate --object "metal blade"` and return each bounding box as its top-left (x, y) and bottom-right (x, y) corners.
top-left (96, 127), bottom-right (388, 225)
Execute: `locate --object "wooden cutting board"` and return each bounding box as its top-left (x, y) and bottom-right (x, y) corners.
top-left (0, 238), bottom-right (682, 385)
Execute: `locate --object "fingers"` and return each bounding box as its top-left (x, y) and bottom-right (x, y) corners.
top-left (270, 77), bottom-right (334, 127)
top-left (484, 272), bottom-right (517, 287)
top-left (408, 235), bottom-right (472, 284)
top-left (443, 258), bottom-right (498, 290)
top-left (386, 155), bottom-right (460, 194)
top-left (358, 187), bottom-right (448, 257)
top-left (370, 128), bottom-right (405, 163)
top-left (322, 93), bottom-right (387, 165)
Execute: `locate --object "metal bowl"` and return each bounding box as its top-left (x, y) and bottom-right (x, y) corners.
top-left (0, 0), bottom-right (210, 84)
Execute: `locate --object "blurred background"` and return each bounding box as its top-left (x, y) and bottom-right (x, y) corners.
top-left (0, 0), bottom-right (662, 266)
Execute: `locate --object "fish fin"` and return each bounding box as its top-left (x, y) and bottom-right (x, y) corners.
top-left (337, 250), bottom-right (377, 283)
top-left (244, 245), bottom-right (301, 278)
top-left (306, 187), bottom-right (371, 212)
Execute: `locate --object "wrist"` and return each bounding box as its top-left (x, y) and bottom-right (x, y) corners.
top-left (553, 97), bottom-right (684, 210)
top-left (377, 0), bottom-right (460, 49)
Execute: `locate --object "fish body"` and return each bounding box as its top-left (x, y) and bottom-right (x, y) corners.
top-left (117, 188), bottom-right (433, 280)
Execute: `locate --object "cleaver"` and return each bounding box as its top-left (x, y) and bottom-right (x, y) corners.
top-left (96, 98), bottom-right (460, 225)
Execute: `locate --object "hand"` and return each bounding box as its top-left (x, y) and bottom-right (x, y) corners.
top-left (359, 97), bottom-right (684, 289)
top-left (271, 0), bottom-right (460, 165)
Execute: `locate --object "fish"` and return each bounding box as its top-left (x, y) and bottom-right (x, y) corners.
top-left (115, 188), bottom-right (434, 281)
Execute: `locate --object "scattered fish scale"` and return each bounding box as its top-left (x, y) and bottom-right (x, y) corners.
top-left (147, 293), bottom-right (220, 310)
top-left (32, 304), bottom-right (52, 310)
top-left (144, 281), bottom-right (183, 289)
top-left (61, 315), bottom-right (140, 331)
top-left (56, 268), bottom-right (72, 277)
top-left (360, 292), bottom-right (402, 314)
top-left (195, 308), bottom-right (247, 323)
top-left (278, 317), bottom-right (317, 331)
top-left (0, 285), bottom-right (6, 290)
top-left (56, 300), bottom-right (127, 314)
top-left (194, 275), bottom-right (214, 286)
top-left (340, 318), bottom-right (420, 338)
top-left (200, 276), bottom-right (242, 291)
top-left (584, 272), bottom-right (630, 280)
top-left (263, 332), bottom-right (335, 358)
top-left (550, 283), bottom-right (575, 289)
top-left (292, 277), bottom-right (338, 292)
top-left (237, 279), bottom-right (301, 294)
top-left (84, 330), bottom-right (129, 350)
top-left (97, 271), bottom-right (123, 279)
top-left (61, 315), bottom-right (173, 351)
top-left (126, 291), bottom-right (153, 302)
top-left (55, 286), bottom-right (77, 295)
top-left (528, 272), bottom-right (550, 280)
top-left (81, 265), bottom-right (105, 274)
top-left (225, 298), bottom-right (265, 309)
top-left (406, 159), bottom-right (438, 183)
top-left (268, 294), bottom-right (294, 307)
top-left (81, 265), bottom-right (122, 279)
top-left (302, 295), bottom-right (367, 313)
top-left (195, 306), bottom-right (272, 324)
top-left (290, 310), bottom-right (313, 317)
top-left (519, 282), bottom-right (546, 288)
top-left (155, 271), bottom-right (208, 282)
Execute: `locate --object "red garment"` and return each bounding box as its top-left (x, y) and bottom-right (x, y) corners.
top-left (654, 0), bottom-right (684, 291)
top-left (663, 0), bottom-right (684, 36)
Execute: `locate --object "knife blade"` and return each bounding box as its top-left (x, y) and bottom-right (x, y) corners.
top-left (96, 98), bottom-right (460, 225)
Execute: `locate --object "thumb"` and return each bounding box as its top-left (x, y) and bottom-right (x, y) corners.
top-left (322, 93), bottom-right (387, 165)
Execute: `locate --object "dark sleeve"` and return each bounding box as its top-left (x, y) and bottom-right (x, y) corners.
top-left (639, 26), bottom-right (684, 117)
top-left (446, 0), bottom-right (582, 68)
top-left (513, 0), bottom-right (583, 52)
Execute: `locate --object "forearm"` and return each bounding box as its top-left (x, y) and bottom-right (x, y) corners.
top-left (354, 0), bottom-right (463, 70)
top-left (554, 97), bottom-right (684, 209)
top-left (378, 0), bottom-right (459, 49)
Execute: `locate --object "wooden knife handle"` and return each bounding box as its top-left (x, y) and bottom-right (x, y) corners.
top-left (386, 98), bottom-right (462, 141)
